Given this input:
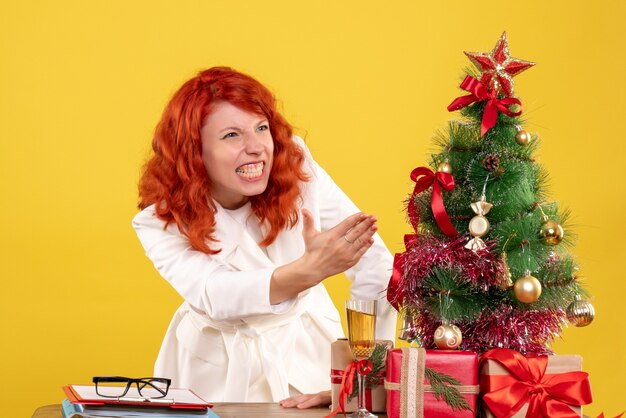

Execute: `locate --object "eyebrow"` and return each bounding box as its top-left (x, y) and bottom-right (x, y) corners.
top-left (218, 126), bottom-right (243, 133)
top-left (218, 119), bottom-right (268, 133)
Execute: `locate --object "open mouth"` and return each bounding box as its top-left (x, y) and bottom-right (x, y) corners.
top-left (235, 162), bottom-right (264, 179)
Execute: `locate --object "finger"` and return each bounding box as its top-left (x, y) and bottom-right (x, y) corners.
top-left (282, 394), bottom-right (318, 408)
top-left (347, 221), bottom-right (378, 247)
top-left (297, 391), bottom-right (331, 408)
top-left (296, 394), bottom-right (324, 409)
top-left (352, 237), bottom-right (375, 261)
top-left (279, 395), bottom-right (306, 408)
top-left (334, 212), bottom-right (367, 236)
top-left (344, 215), bottom-right (376, 240)
top-left (301, 208), bottom-right (317, 240)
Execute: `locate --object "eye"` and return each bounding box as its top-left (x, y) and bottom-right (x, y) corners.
top-left (222, 131), bottom-right (238, 139)
top-left (256, 124), bottom-right (269, 132)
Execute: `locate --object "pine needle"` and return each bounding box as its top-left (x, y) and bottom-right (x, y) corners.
top-left (424, 368), bottom-right (472, 411)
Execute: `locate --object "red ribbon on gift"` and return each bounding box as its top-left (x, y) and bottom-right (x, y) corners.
top-left (480, 348), bottom-right (593, 418)
top-left (447, 75), bottom-right (523, 136)
top-left (330, 368), bottom-right (384, 412)
top-left (407, 166), bottom-right (458, 238)
top-left (325, 359), bottom-right (373, 418)
top-left (330, 369), bottom-right (384, 385)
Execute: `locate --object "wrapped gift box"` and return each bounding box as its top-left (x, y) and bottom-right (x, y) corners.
top-left (384, 348), bottom-right (478, 418)
top-left (330, 339), bottom-right (392, 413)
top-left (480, 348), bottom-right (593, 418)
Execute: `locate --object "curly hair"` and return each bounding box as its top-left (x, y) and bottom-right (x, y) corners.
top-left (138, 67), bottom-right (309, 254)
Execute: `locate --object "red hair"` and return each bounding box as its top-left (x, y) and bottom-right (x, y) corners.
top-left (138, 67), bottom-right (309, 254)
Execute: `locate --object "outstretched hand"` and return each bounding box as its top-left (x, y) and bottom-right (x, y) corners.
top-left (269, 209), bottom-right (379, 304)
top-left (279, 390), bottom-right (331, 409)
top-left (300, 208), bottom-right (377, 279)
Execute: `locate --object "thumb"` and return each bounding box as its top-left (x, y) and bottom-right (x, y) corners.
top-left (301, 208), bottom-right (317, 239)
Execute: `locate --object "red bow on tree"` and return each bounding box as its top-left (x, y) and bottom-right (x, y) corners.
top-left (407, 166), bottom-right (458, 238)
top-left (480, 348), bottom-right (593, 418)
top-left (448, 75), bottom-right (523, 136)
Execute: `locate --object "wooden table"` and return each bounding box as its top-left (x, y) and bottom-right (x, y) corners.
top-left (32, 403), bottom-right (389, 417)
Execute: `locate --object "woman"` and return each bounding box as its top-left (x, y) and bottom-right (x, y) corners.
top-left (133, 67), bottom-right (396, 408)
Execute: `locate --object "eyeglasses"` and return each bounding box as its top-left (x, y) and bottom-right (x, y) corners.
top-left (92, 376), bottom-right (172, 399)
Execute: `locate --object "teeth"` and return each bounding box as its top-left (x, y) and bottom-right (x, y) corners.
top-left (236, 162), bottom-right (264, 178)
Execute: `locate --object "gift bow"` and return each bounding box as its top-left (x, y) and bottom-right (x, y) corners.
top-left (447, 75), bottom-right (523, 136)
top-left (481, 348), bottom-right (593, 418)
top-left (325, 359), bottom-right (373, 418)
top-left (407, 166), bottom-right (458, 238)
top-left (330, 367), bottom-right (383, 412)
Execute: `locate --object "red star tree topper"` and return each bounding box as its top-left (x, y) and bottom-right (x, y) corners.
top-left (464, 32), bottom-right (535, 97)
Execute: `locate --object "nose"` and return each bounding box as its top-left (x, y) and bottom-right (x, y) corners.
top-left (243, 132), bottom-right (264, 154)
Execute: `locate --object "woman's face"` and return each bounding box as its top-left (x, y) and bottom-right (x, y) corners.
top-left (200, 101), bottom-right (274, 209)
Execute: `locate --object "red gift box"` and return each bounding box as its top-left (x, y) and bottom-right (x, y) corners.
top-left (480, 348), bottom-right (593, 418)
top-left (384, 348), bottom-right (478, 418)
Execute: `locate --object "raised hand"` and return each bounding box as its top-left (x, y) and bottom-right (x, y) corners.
top-left (300, 209), bottom-right (377, 279)
top-left (269, 209), bottom-right (378, 304)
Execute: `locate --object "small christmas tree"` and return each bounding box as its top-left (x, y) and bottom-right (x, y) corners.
top-left (388, 32), bottom-right (595, 355)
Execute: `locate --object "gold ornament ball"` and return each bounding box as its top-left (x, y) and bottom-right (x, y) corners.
top-left (539, 220), bottom-right (565, 245)
top-left (513, 274), bottom-right (542, 303)
top-left (515, 130), bottom-right (532, 145)
top-left (566, 299), bottom-right (595, 327)
top-left (433, 323), bottom-right (462, 349)
top-left (437, 161), bottom-right (452, 174)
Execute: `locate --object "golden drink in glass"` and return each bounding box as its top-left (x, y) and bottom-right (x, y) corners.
top-left (345, 300), bottom-right (377, 418)
top-left (346, 308), bottom-right (376, 359)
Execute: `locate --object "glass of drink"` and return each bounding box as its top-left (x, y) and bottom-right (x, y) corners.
top-left (345, 299), bottom-right (377, 418)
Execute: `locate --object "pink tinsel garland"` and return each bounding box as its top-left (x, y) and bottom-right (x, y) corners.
top-left (393, 233), bottom-right (564, 354)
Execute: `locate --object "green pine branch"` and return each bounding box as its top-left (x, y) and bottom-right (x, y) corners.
top-left (424, 368), bottom-right (472, 411)
top-left (422, 267), bottom-right (487, 322)
top-left (365, 343), bottom-right (387, 387)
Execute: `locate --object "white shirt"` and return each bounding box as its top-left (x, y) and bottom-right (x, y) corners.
top-left (133, 136), bottom-right (396, 402)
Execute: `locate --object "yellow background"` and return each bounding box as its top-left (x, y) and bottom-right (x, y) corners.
top-left (1, 1), bottom-right (624, 416)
